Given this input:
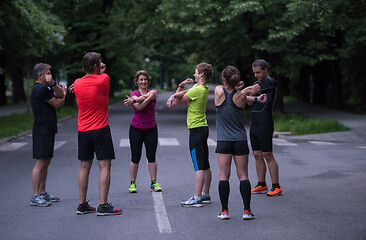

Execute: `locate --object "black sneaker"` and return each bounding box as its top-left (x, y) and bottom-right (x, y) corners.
top-left (76, 202), bottom-right (96, 215)
top-left (97, 203), bottom-right (122, 216)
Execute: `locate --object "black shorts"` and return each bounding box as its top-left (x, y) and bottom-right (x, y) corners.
top-left (189, 126), bottom-right (210, 171)
top-left (33, 134), bottom-right (55, 159)
top-left (78, 125), bottom-right (115, 161)
top-left (215, 141), bottom-right (249, 155)
top-left (250, 124), bottom-right (273, 152)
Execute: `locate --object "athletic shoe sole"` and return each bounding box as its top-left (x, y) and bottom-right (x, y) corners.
top-left (202, 200), bottom-right (211, 204)
top-left (218, 215), bottom-right (230, 220)
top-left (150, 189), bottom-right (162, 192)
top-left (181, 204), bottom-right (203, 208)
top-left (76, 210), bottom-right (95, 215)
top-left (267, 192), bottom-right (282, 197)
top-left (30, 202), bottom-right (52, 207)
top-left (97, 211), bottom-right (122, 216)
top-left (243, 216), bottom-right (255, 220)
top-left (252, 190), bottom-right (268, 194)
top-left (129, 190), bottom-right (137, 193)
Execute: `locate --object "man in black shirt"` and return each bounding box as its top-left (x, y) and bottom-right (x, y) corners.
top-left (30, 63), bottom-right (67, 207)
top-left (248, 59), bottom-right (282, 197)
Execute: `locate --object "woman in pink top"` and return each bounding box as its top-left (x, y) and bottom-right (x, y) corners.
top-left (124, 70), bottom-right (162, 193)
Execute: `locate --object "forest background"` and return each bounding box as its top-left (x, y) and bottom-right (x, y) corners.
top-left (1, 0), bottom-right (365, 112)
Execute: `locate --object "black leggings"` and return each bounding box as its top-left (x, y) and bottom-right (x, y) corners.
top-left (129, 125), bottom-right (158, 164)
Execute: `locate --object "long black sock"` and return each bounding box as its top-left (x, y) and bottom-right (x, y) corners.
top-left (218, 180), bottom-right (230, 211)
top-left (240, 180), bottom-right (251, 211)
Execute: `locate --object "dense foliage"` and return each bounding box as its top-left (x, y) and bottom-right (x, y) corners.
top-left (1, 0), bottom-right (365, 110)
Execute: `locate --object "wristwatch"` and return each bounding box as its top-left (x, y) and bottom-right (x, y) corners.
top-left (133, 99), bottom-right (136, 103)
top-left (254, 97), bottom-right (258, 102)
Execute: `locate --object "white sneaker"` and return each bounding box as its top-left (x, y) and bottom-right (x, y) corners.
top-left (180, 196), bottom-right (203, 207)
top-left (218, 211), bottom-right (230, 220)
top-left (243, 210), bottom-right (255, 220)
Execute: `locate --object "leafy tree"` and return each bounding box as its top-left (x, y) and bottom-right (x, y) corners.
top-left (0, 0), bottom-right (65, 104)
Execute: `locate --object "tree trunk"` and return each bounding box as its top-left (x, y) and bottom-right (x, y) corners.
top-left (327, 60), bottom-right (343, 109)
top-left (298, 66), bottom-right (310, 103)
top-left (65, 73), bottom-right (80, 106)
top-left (311, 62), bottom-right (328, 105)
top-left (10, 67), bottom-right (26, 103)
top-left (273, 75), bottom-right (284, 113)
top-left (0, 73), bottom-right (6, 105)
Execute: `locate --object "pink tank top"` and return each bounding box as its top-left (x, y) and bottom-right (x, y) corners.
top-left (130, 89), bottom-right (157, 129)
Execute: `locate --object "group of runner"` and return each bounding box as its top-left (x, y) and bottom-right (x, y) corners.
top-left (30, 52), bottom-right (281, 219)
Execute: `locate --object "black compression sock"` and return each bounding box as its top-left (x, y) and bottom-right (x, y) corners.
top-left (218, 180), bottom-right (230, 211)
top-left (258, 181), bottom-right (266, 187)
top-left (240, 180), bottom-right (251, 211)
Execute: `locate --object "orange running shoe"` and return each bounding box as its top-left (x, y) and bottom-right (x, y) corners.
top-left (251, 185), bottom-right (268, 194)
top-left (266, 187), bottom-right (282, 197)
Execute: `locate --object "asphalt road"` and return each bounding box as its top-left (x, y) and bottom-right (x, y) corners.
top-left (0, 92), bottom-right (365, 240)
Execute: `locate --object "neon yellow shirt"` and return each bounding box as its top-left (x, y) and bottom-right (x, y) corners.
top-left (185, 84), bottom-right (209, 129)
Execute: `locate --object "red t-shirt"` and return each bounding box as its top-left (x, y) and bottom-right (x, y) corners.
top-left (74, 73), bottom-right (110, 131)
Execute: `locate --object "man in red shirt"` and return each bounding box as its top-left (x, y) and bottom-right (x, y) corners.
top-left (70, 52), bottom-right (122, 216)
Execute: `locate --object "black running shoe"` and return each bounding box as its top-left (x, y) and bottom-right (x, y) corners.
top-left (97, 203), bottom-right (122, 216)
top-left (76, 201), bottom-right (96, 215)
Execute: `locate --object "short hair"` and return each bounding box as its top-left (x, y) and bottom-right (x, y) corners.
top-left (133, 70), bottom-right (152, 86)
top-left (82, 52), bottom-right (102, 73)
top-left (33, 63), bottom-right (51, 80)
top-left (196, 62), bottom-right (213, 80)
top-left (252, 59), bottom-right (268, 70)
top-left (221, 66), bottom-right (240, 89)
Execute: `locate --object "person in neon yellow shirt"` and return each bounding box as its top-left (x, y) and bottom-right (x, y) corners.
top-left (167, 63), bottom-right (213, 207)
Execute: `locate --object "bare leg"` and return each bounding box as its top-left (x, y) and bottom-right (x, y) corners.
top-left (233, 155), bottom-right (249, 181)
top-left (148, 162), bottom-right (157, 181)
top-left (202, 169), bottom-right (212, 194)
top-left (194, 170), bottom-right (204, 197)
top-left (98, 160), bottom-right (111, 205)
top-left (263, 152), bottom-right (279, 184)
top-left (217, 154), bottom-right (232, 181)
top-left (129, 161), bottom-right (139, 181)
top-left (253, 150), bottom-right (266, 182)
top-left (78, 160), bottom-right (92, 204)
top-left (31, 159), bottom-right (51, 195)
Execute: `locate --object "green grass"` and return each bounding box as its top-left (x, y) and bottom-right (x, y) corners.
top-left (0, 112), bottom-right (34, 139)
top-left (244, 111), bottom-right (349, 136)
top-left (1, 101), bottom-right (351, 139)
top-left (0, 106), bottom-right (78, 139)
top-left (272, 112), bottom-right (349, 135)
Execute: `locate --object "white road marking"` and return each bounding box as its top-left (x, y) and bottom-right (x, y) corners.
top-left (273, 138), bottom-right (298, 146)
top-left (207, 138), bottom-right (216, 146)
top-left (159, 138), bottom-right (179, 146)
top-left (119, 138), bottom-right (130, 147)
top-left (0, 142), bottom-right (27, 151)
top-left (357, 146), bottom-right (366, 149)
top-left (309, 141), bottom-right (336, 146)
top-left (54, 141), bottom-right (66, 150)
top-left (152, 192), bottom-right (172, 234)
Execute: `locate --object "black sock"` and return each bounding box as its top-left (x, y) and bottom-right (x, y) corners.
top-left (240, 180), bottom-right (251, 211)
top-left (258, 181), bottom-right (266, 187)
top-left (131, 180), bottom-right (136, 184)
top-left (151, 180), bottom-right (156, 184)
top-left (218, 180), bottom-right (230, 211)
top-left (272, 183), bottom-right (280, 189)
